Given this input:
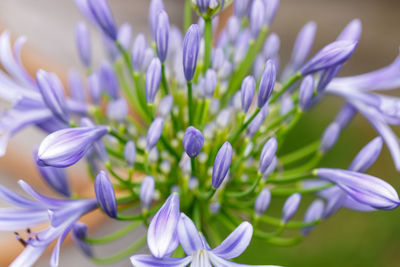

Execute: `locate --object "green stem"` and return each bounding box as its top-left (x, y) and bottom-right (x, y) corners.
top-left (187, 81), bottom-right (194, 126)
top-left (271, 184), bottom-right (332, 196)
top-left (108, 128), bottom-right (128, 144)
top-left (84, 221), bottom-right (141, 245)
top-left (184, 0), bottom-right (192, 31)
top-left (228, 108), bottom-right (261, 144)
top-left (279, 140), bottom-right (320, 165)
top-left (161, 63), bottom-right (169, 95)
top-left (203, 18), bottom-right (212, 74)
top-left (227, 173), bottom-right (262, 198)
top-left (267, 171), bottom-right (314, 184)
top-left (269, 72), bottom-right (302, 104)
top-left (92, 235), bottom-right (146, 265)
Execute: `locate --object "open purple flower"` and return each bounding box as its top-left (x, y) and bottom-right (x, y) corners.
top-left (131, 212), bottom-right (278, 266)
top-left (0, 180), bottom-right (96, 266)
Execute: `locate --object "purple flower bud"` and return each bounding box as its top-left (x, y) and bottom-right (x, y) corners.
top-left (183, 24), bottom-right (201, 81)
top-left (258, 59), bottom-right (276, 107)
top-left (234, 0), bottom-right (251, 18)
top-left (140, 176), bottom-right (155, 210)
top-left (68, 70), bottom-right (86, 103)
top-left (36, 70), bottom-right (69, 123)
top-left (100, 62), bottom-right (119, 99)
top-left (284, 22), bottom-right (317, 76)
top-left (145, 58), bottom-right (162, 103)
top-left (254, 187), bottom-right (271, 216)
top-left (124, 140), bottom-right (137, 167)
top-left (317, 64), bottom-right (342, 92)
top-left (183, 126), bottom-right (204, 158)
top-left (227, 16), bottom-right (240, 41)
top-left (149, 0), bottom-right (165, 37)
top-left (316, 168), bottom-right (400, 210)
top-left (72, 222), bottom-right (93, 257)
top-left (88, 72), bottom-right (101, 105)
top-left (204, 69), bottom-right (218, 97)
top-left (302, 199), bottom-right (324, 235)
top-left (102, 33), bottom-right (119, 61)
top-left (264, 0), bottom-right (280, 26)
top-left (259, 137), bottom-right (278, 174)
top-left (301, 41), bottom-right (357, 75)
top-left (241, 76), bottom-right (256, 113)
top-left (158, 95), bottom-right (173, 117)
top-left (299, 75), bottom-right (314, 110)
top-left (197, 0), bottom-right (210, 13)
top-left (349, 137), bottom-right (383, 172)
top-left (246, 112), bottom-right (266, 138)
top-left (322, 191), bottom-right (346, 219)
top-left (337, 19), bottom-right (362, 42)
top-left (34, 151), bottom-right (70, 197)
top-left (320, 122), bottom-right (341, 153)
top-left (146, 117), bottom-right (164, 151)
top-left (37, 126), bottom-right (108, 167)
top-left (87, 0), bottom-right (117, 40)
top-left (334, 103), bottom-right (357, 129)
top-left (280, 94), bottom-right (294, 116)
top-left (263, 33), bottom-right (280, 59)
top-left (282, 193), bottom-right (301, 223)
top-left (209, 202), bottom-right (221, 214)
top-left (147, 193), bottom-right (180, 258)
top-left (95, 171), bottom-right (117, 218)
top-left (107, 98), bottom-right (128, 122)
top-left (75, 22), bottom-right (91, 67)
top-left (250, 0), bottom-right (265, 36)
top-left (155, 10), bottom-right (169, 62)
top-left (117, 23), bottom-right (132, 50)
top-left (212, 141), bottom-right (233, 188)
top-left (131, 33), bottom-right (147, 72)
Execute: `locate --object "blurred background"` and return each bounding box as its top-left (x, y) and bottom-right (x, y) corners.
top-left (0, 0), bottom-right (400, 266)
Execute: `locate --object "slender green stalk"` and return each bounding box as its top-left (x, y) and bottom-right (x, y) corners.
top-left (161, 63), bottom-right (169, 95)
top-left (92, 235), bottom-right (146, 264)
top-left (267, 171), bottom-right (314, 184)
top-left (228, 108), bottom-right (261, 144)
top-left (269, 72), bottom-right (302, 104)
top-left (203, 18), bottom-right (212, 74)
top-left (227, 173), bottom-right (262, 198)
top-left (187, 81), bottom-right (194, 126)
top-left (184, 0), bottom-right (192, 31)
top-left (279, 140), bottom-right (320, 165)
top-left (84, 221), bottom-right (141, 245)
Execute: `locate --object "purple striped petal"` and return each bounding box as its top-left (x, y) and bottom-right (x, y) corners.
top-left (282, 193), bottom-right (301, 223)
top-left (177, 213), bottom-right (204, 255)
top-left (130, 255), bottom-right (191, 267)
top-left (94, 171), bottom-right (117, 218)
top-left (147, 193), bottom-right (180, 258)
top-left (349, 137), bottom-right (383, 172)
top-left (211, 221), bottom-right (253, 259)
top-left (50, 226), bottom-right (71, 267)
top-left (208, 252), bottom-right (279, 267)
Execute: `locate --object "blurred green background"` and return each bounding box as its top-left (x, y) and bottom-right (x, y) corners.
top-left (0, 0), bottom-right (400, 266)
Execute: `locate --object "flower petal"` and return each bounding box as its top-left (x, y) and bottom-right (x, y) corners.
top-left (130, 255), bottom-right (191, 267)
top-left (18, 180), bottom-right (69, 207)
top-left (177, 213), bottom-right (204, 255)
top-left (10, 245), bottom-right (47, 267)
top-left (50, 226), bottom-right (72, 267)
top-left (208, 252), bottom-right (280, 267)
top-left (0, 184), bottom-right (41, 208)
top-left (211, 221), bottom-right (253, 259)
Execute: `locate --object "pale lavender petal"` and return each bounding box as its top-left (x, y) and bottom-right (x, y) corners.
top-left (209, 252), bottom-right (279, 267)
top-left (211, 221), bottom-right (253, 259)
top-left (130, 255), bottom-right (191, 267)
top-left (50, 226), bottom-right (71, 267)
top-left (177, 213), bottom-right (204, 255)
top-left (9, 244), bottom-right (47, 267)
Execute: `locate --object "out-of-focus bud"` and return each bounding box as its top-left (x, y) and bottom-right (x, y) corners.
top-left (131, 33), bottom-right (147, 72)
top-left (140, 176), bottom-right (155, 210)
top-left (183, 24), bottom-right (201, 81)
top-left (124, 140), bottom-right (137, 167)
top-left (146, 117), bottom-right (164, 151)
top-left (250, 0), bottom-right (265, 36)
top-left (319, 122), bottom-right (341, 154)
top-left (349, 137), bottom-right (383, 172)
top-left (302, 199), bottom-right (324, 235)
top-left (182, 126), bottom-right (204, 158)
top-left (94, 171), bottom-right (118, 218)
top-left (204, 69), bottom-right (218, 97)
top-left (100, 61), bottom-right (120, 99)
top-left (258, 59), bottom-right (276, 108)
top-left (145, 58), bottom-right (162, 103)
top-left (75, 22), bottom-right (91, 67)
top-left (298, 75), bottom-right (314, 110)
top-left (107, 98), bottom-right (128, 122)
top-left (87, 0), bottom-right (117, 40)
top-left (240, 76), bottom-right (256, 113)
top-left (158, 95), bottom-right (173, 117)
top-left (254, 187), bottom-right (271, 217)
top-left (212, 141), bottom-right (233, 188)
top-left (155, 10), bottom-right (169, 62)
top-left (282, 193), bottom-right (301, 223)
top-left (259, 137), bottom-right (278, 174)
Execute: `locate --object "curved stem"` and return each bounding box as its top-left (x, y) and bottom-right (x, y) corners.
top-left (228, 108), bottom-right (261, 144)
top-left (84, 221), bottom-right (141, 245)
top-left (203, 18), bottom-right (212, 74)
top-left (187, 81), bottom-right (194, 126)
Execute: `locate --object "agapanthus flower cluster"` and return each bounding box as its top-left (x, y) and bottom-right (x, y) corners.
top-left (0, 0), bottom-right (400, 266)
